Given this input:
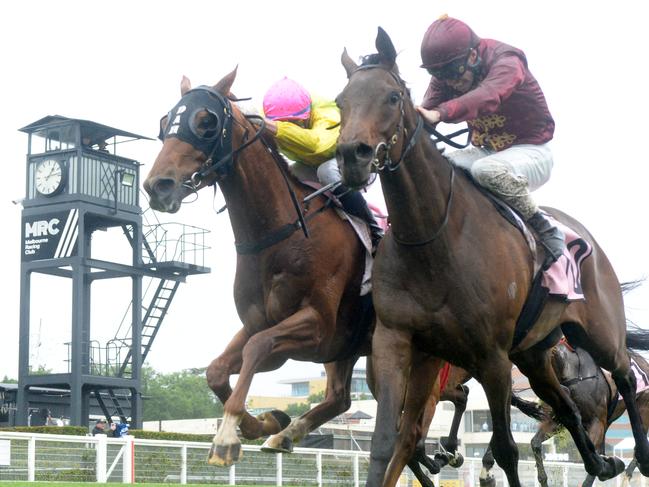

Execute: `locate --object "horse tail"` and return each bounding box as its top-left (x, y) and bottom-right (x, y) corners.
top-left (621, 279), bottom-right (644, 295)
top-left (626, 323), bottom-right (649, 352)
top-left (510, 393), bottom-right (552, 422)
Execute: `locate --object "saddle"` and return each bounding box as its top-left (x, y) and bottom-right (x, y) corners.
top-left (458, 171), bottom-right (594, 349)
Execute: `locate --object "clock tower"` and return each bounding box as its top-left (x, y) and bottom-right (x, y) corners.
top-left (16, 115), bottom-right (210, 428)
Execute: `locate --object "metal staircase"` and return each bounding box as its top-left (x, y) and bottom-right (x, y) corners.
top-left (93, 203), bottom-right (210, 422)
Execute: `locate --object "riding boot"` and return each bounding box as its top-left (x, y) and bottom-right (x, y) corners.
top-left (527, 211), bottom-right (566, 270)
top-left (334, 185), bottom-right (384, 253)
top-left (472, 166), bottom-right (565, 270)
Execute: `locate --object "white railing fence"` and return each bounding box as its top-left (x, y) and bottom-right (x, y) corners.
top-left (0, 431), bottom-right (646, 486)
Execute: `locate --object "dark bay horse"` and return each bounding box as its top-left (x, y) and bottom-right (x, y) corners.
top-left (510, 334), bottom-right (649, 487)
top-left (334, 27), bottom-right (649, 486)
top-left (143, 70), bottom-right (457, 480)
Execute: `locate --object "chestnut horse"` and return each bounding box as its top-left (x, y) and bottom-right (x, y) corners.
top-left (144, 72), bottom-right (371, 466)
top-left (334, 27), bottom-right (649, 486)
top-left (143, 70), bottom-right (460, 482)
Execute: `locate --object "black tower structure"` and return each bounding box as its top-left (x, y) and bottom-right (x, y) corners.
top-left (16, 116), bottom-right (210, 428)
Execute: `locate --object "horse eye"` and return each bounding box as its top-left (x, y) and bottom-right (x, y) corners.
top-left (194, 111), bottom-right (219, 139)
top-left (389, 92), bottom-right (401, 105)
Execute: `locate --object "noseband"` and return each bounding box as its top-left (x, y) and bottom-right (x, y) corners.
top-left (350, 65), bottom-right (424, 172)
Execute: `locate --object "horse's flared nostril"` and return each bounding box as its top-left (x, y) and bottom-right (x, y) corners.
top-left (337, 142), bottom-right (373, 164)
top-left (355, 143), bottom-right (373, 160)
top-left (151, 177), bottom-right (177, 197)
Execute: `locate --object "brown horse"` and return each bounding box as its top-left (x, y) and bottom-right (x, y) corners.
top-left (143, 70), bottom-right (457, 481)
top-left (144, 71), bottom-right (371, 466)
top-left (506, 333), bottom-right (649, 487)
top-left (334, 27), bottom-right (649, 486)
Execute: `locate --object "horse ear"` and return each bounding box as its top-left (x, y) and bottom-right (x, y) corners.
top-left (180, 76), bottom-right (192, 96)
top-left (375, 26), bottom-right (397, 68)
top-left (214, 66), bottom-right (238, 95)
top-left (341, 48), bottom-right (358, 79)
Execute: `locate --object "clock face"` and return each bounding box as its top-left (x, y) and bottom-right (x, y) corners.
top-left (35, 159), bottom-right (65, 196)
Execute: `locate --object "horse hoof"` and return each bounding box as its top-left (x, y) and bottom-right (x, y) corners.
top-left (448, 452), bottom-right (464, 468)
top-left (207, 442), bottom-right (242, 467)
top-left (597, 455), bottom-right (625, 481)
top-left (261, 434), bottom-right (293, 454)
top-left (479, 476), bottom-right (496, 487)
top-left (431, 452), bottom-right (450, 473)
top-left (257, 410), bottom-right (292, 435)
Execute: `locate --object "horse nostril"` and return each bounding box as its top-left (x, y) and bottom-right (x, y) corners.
top-left (355, 143), bottom-right (373, 160)
top-left (152, 178), bottom-right (176, 197)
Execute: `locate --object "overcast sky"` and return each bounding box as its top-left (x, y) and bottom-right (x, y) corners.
top-left (0, 1), bottom-right (647, 396)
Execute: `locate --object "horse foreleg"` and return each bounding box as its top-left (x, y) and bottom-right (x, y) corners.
top-left (411, 385), bottom-right (443, 476)
top-left (479, 355), bottom-right (521, 487)
top-left (382, 353), bottom-right (443, 487)
top-left (407, 458), bottom-right (436, 487)
top-left (621, 459), bottom-right (637, 486)
top-left (479, 445), bottom-right (495, 487)
top-left (439, 383), bottom-right (469, 467)
top-left (365, 322), bottom-right (412, 487)
top-left (206, 328), bottom-right (290, 441)
top-left (614, 367), bottom-right (649, 476)
top-left (530, 420), bottom-right (558, 487)
top-left (262, 357), bottom-right (358, 453)
top-left (208, 308), bottom-right (322, 466)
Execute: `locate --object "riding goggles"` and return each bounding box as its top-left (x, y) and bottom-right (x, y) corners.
top-left (426, 53), bottom-right (470, 80)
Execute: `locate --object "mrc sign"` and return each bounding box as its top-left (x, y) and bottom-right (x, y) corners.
top-left (21, 209), bottom-right (79, 261)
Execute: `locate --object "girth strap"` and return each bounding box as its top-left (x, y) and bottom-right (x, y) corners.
top-left (235, 202), bottom-right (330, 255)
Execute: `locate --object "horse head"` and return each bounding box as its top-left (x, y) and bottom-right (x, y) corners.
top-left (144, 68), bottom-right (239, 212)
top-left (551, 341), bottom-right (580, 384)
top-left (336, 27), bottom-right (415, 189)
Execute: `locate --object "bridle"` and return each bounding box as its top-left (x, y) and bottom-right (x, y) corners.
top-left (347, 64), bottom-right (455, 247)
top-left (158, 85), bottom-right (264, 190)
top-left (351, 65), bottom-right (424, 173)
top-left (158, 85), bottom-right (316, 250)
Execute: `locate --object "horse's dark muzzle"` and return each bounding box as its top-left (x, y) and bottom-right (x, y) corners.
top-left (336, 142), bottom-right (373, 189)
top-left (143, 176), bottom-right (181, 212)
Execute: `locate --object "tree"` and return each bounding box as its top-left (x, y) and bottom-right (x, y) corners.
top-left (1, 376), bottom-right (17, 384)
top-left (283, 391), bottom-right (326, 417)
top-left (141, 366), bottom-right (224, 421)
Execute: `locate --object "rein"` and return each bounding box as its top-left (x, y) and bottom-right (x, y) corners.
top-left (350, 63), bottom-right (454, 246)
top-left (160, 86), bottom-right (321, 253)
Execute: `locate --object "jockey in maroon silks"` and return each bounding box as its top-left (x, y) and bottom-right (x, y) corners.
top-left (416, 15), bottom-right (565, 270)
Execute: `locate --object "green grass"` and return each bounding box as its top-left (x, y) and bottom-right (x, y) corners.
top-left (0, 483), bottom-right (270, 487)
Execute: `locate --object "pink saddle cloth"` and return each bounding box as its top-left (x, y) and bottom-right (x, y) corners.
top-left (541, 215), bottom-right (593, 300)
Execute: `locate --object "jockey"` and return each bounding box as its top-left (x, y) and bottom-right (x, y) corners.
top-left (262, 77), bottom-right (384, 251)
top-left (416, 15), bottom-right (565, 270)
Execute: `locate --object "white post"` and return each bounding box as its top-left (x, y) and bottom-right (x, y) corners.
top-left (122, 436), bottom-right (134, 484)
top-left (433, 472), bottom-right (440, 486)
top-left (562, 464), bottom-right (568, 487)
top-left (96, 435), bottom-right (107, 483)
top-left (27, 436), bottom-right (35, 482)
top-left (353, 452), bottom-right (359, 487)
top-left (469, 459), bottom-right (475, 487)
top-left (229, 463), bottom-right (236, 485)
top-left (502, 469), bottom-right (509, 486)
top-left (276, 452), bottom-right (283, 486)
top-left (180, 445), bottom-right (187, 485)
top-left (317, 452), bottom-right (322, 487)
